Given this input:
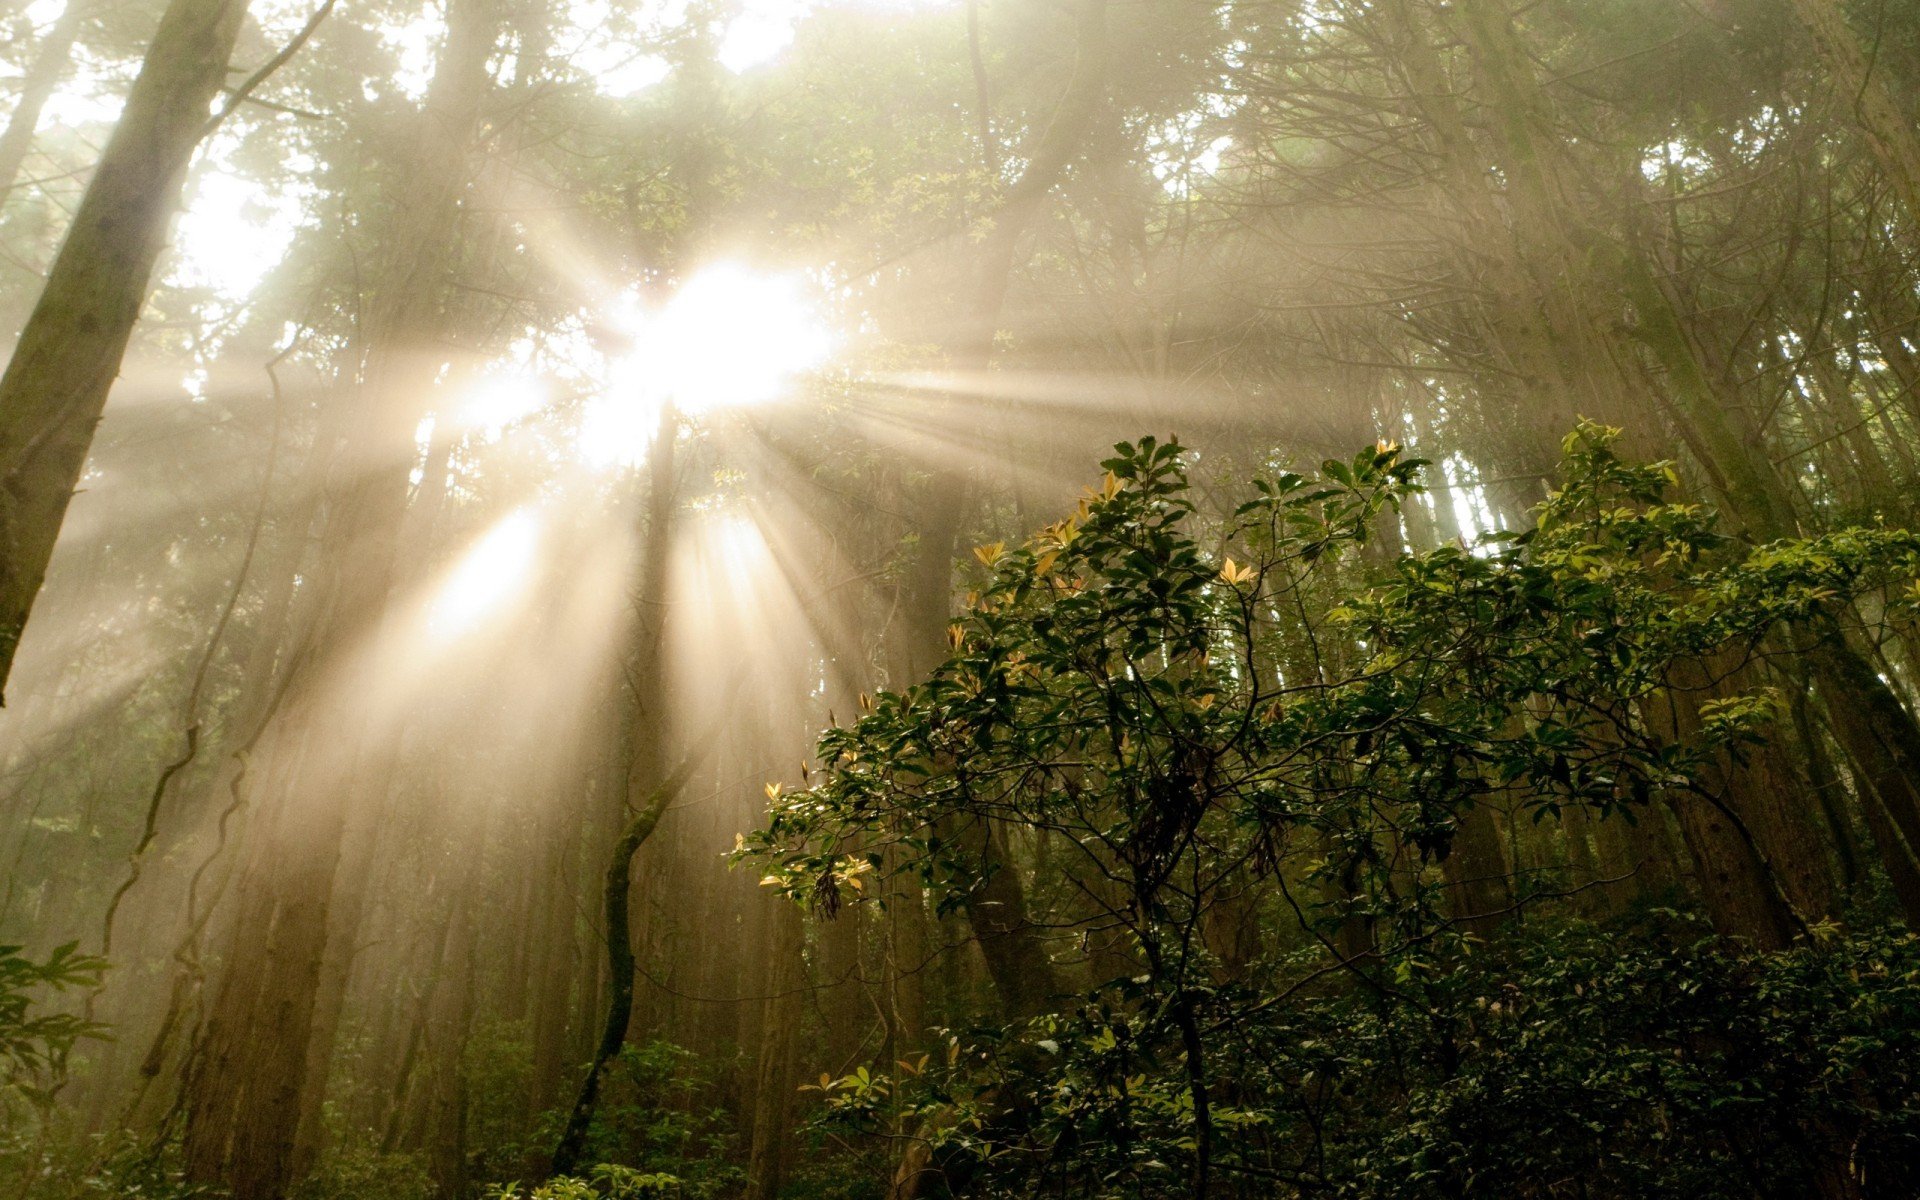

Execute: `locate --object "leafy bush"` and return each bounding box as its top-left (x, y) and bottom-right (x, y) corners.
top-left (0, 1127), bottom-right (210, 1200)
top-left (474, 1041), bottom-right (742, 1200)
top-left (291, 1146), bottom-right (434, 1200)
top-left (0, 942), bottom-right (106, 1113)
top-left (829, 921), bottom-right (1920, 1198)
top-left (484, 1162), bottom-right (683, 1199)
top-left (750, 428), bottom-right (1920, 1197)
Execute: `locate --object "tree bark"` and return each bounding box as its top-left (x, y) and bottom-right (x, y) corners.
top-left (744, 901), bottom-right (804, 1200)
top-left (1439, 799), bottom-right (1511, 937)
top-left (0, 0), bottom-right (248, 701)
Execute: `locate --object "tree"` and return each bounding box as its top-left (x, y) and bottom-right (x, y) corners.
top-left (751, 428), bottom-right (1920, 1193)
top-left (0, 0), bottom-right (250, 701)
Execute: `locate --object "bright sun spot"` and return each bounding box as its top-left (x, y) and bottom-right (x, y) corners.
top-left (579, 264), bottom-right (833, 467)
top-left (172, 168), bottom-right (305, 301)
top-left (718, 0), bottom-right (808, 72)
top-left (381, 7), bottom-right (446, 101)
top-left (428, 509), bottom-right (542, 637)
top-left (462, 374), bottom-right (550, 440)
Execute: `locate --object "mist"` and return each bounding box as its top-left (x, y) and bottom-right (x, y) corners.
top-left (4, 1), bottom-right (1920, 1198)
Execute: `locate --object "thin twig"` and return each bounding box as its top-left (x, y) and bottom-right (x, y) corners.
top-left (203, 0), bottom-right (338, 136)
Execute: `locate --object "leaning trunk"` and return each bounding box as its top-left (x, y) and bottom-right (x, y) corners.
top-left (0, 0), bottom-right (248, 700)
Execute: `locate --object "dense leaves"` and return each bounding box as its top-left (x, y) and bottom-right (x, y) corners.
top-left (0, 942), bottom-right (105, 1112)
top-left (747, 428), bottom-right (1920, 1196)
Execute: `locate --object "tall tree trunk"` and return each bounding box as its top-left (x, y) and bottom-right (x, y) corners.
top-left (1439, 799), bottom-right (1511, 937)
top-left (0, 0), bottom-right (248, 701)
top-left (744, 900), bottom-right (804, 1200)
top-left (290, 401), bottom-right (464, 1174)
top-left (423, 797), bottom-right (490, 1198)
top-left (889, 0), bottom-right (1109, 1034)
top-left (1808, 631), bottom-right (1920, 927)
top-left (527, 781), bottom-right (587, 1119)
top-left (1641, 649), bottom-right (1836, 948)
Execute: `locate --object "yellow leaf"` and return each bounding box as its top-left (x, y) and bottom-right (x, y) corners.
top-left (1220, 557), bottom-right (1257, 586)
top-left (764, 781), bottom-right (783, 802)
top-left (1101, 470), bottom-right (1123, 500)
top-left (948, 623), bottom-right (966, 650)
top-left (973, 541), bottom-right (1006, 566)
top-left (1035, 550), bottom-right (1059, 576)
top-left (759, 875), bottom-right (782, 887)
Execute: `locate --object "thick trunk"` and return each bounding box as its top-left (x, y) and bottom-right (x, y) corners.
top-left (528, 787), bottom-right (586, 1117)
top-left (744, 901), bottom-right (804, 1200)
top-left (878, 4), bottom-right (1108, 1053)
top-left (424, 818), bottom-right (487, 1198)
top-left (816, 890), bottom-right (869, 1072)
top-left (881, 842), bottom-right (930, 1063)
top-left (0, 0), bottom-right (248, 700)
top-left (1589, 802), bottom-right (1680, 912)
top-left (186, 756), bottom-right (355, 1199)
top-left (286, 741), bottom-right (401, 1176)
top-left (290, 404), bottom-right (462, 1172)
top-left (1439, 799), bottom-right (1511, 937)
top-left (1808, 633), bottom-right (1920, 927)
top-left (1641, 649), bottom-right (1837, 948)
top-left (955, 815), bottom-right (1059, 1021)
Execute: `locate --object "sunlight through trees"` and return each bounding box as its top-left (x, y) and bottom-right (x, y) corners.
top-left (3, 1), bottom-right (1920, 1198)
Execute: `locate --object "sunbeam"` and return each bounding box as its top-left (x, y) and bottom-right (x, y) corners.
top-left (426, 508), bottom-right (543, 639)
top-left (7, 2), bottom-right (1920, 1197)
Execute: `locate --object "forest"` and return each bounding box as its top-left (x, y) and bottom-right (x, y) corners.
top-left (3, 0), bottom-right (1920, 1196)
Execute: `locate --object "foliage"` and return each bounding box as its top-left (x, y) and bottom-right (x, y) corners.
top-left (0, 942), bottom-right (106, 1113)
top-left (0, 1127), bottom-right (211, 1200)
top-left (290, 1147), bottom-right (434, 1200)
top-left (513, 1041), bottom-right (743, 1200)
top-left (483, 1162), bottom-right (683, 1200)
top-left (817, 921), bottom-right (1920, 1198)
top-left (751, 424), bottom-right (1918, 941)
top-left (747, 427), bottom-right (1920, 1195)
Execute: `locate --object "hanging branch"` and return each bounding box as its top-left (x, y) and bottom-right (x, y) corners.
top-left (547, 751), bottom-right (704, 1178)
top-left (203, 0), bottom-right (338, 136)
top-left (96, 335), bottom-right (299, 962)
